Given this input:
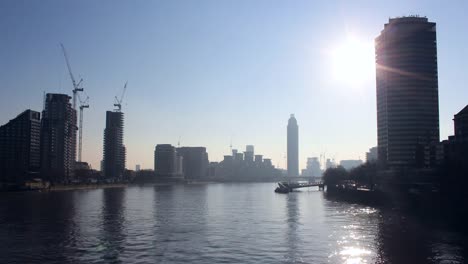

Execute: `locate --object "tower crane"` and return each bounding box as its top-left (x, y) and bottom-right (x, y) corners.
top-left (114, 82), bottom-right (127, 112)
top-left (77, 93), bottom-right (89, 162)
top-left (60, 43), bottom-right (83, 110)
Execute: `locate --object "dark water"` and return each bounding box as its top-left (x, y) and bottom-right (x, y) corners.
top-left (0, 183), bottom-right (466, 263)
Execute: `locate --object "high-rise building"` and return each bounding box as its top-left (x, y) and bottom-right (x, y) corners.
top-left (246, 145), bottom-right (254, 154)
top-left (287, 114), bottom-right (299, 176)
top-left (40, 94), bottom-right (77, 183)
top-left (375, 17), bottom-right (439, 168)
top-left (366, 147), bottom-right (378, 163)
top-left (154, 144), bottom-right (183, 179)
top-left (302, 157), bottom-right (321, 177)
top-left (103, 111), bottom-right (125, 180)
top-left (176, 147), bottom-right (208, 180)
top-left (0, 110), bottom-right (41, 184)
top-left (244, 145), bottom-right (254, 163)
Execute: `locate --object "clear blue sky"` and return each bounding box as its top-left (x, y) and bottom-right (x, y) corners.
top-left (1, 0), bottom-right (467, 170)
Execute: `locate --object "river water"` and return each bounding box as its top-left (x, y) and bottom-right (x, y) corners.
top-left (0, 183), bottom-right (466, 263)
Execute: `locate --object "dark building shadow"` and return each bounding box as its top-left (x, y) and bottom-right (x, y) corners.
top-left (0, 192), bottom-right (77, 263)
top-left (99, 188), bottom-right (126, 263)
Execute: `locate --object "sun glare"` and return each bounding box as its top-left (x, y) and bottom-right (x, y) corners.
top-left (331, 36), bottom-right (375, 85)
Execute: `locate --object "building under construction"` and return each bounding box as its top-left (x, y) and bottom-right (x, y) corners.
top-left (40, 93), bottom-right (77, 183)
top-left (103, 111), bottom-right (125, 180)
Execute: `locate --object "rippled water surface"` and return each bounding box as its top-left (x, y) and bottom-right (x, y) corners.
top-left (0, 183), bottom-right (466, 263)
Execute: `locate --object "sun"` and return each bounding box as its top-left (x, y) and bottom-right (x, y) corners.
top-left (331, 36), bottom-right (375, 85)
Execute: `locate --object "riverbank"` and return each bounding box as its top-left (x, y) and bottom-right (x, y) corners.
top-left (50, 183), bottom-right (128, 191)
top-left (325, 185), bottom-right (468, 233)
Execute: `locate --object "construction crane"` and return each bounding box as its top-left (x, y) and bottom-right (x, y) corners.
top-left (114, 82), bottom-right (127, 112)
top-left (78, 94), bottom-right (89, 162)
top-left (60, 43), bottom-right (83, 110)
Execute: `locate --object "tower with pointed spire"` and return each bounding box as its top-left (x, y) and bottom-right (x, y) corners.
top-left (287, 114), bottom-right (299, 177)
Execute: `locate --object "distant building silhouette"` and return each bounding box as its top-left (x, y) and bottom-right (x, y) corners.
top-left (244, 145), bottom-right (254, 163)
top-left (154, 144), bottom-right (183, 179)
top-left (254, 155), bottom-right (263, 164)
top-left (325, 158), bottom-right (335, 169)
top-left (246, 145), bottom-right (254, 153)
top-left (376, 17), bottom-right (439, 168)
top-left (40, 94), bottom-right (77, 183)
top-left (366, 147), bottom-right (378, 163)
top-left (213, 148), bottom-right (280, 181)
top-left (0, 110), bottom-right (41, 184)
top-left (301, 157), bottom-right (322, 177)
top-left (442, 105), bottom-right (468, 165)
top-left (103, 111), bottom-right (126, 180)
top-left (287, 114), bottom-right (299, 176)
top-left (176, 147), bottom-right (208, 180)
top-left (454, 105), bottom-right (468, 141)
top-left (339, 160), bottom-right (363, 171)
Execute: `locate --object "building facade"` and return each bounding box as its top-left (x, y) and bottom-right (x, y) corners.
top-left (302, 157), bottom-right (322, 177)
top-left (40, 94), bottom-right (77, 183)
top-left (154, 144), bottom-right (183, 179)
top-left (0, 110), bottom-right (41, 184)
top-left (287, 114), bottom-right (299, 176)
top-left (103, 111), bottom-right (126, 180)
top-left (442, 105), bottom-right (468, 166)
top-left (366, 147), bottom-right (378, 163)
top-left (375, 17), bottom-right (439, 168)
top-left (176, 147), bottom-right (208, 180)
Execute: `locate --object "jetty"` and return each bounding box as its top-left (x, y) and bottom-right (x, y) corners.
top-left (275, 181), bottom-right (324, 193)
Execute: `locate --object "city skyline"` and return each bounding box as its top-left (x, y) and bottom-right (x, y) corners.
top-left (2, 1), bottom-right (468, 170)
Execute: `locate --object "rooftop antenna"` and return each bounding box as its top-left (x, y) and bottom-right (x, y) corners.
top-left (177, 136), bottom-right (181, 148)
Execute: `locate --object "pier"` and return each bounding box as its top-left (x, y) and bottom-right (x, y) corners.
top-left (275, 181), bottom-right (324, 193)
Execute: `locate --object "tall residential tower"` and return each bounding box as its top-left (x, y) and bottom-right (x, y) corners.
top-left (375, 17), bottom-right (439, 168)
top-left (40, 94), bottom-right (77, 183)
top-left (103, 111), bottom-right (126, 180)
top-left (287, 114), bottom-right (299, 176)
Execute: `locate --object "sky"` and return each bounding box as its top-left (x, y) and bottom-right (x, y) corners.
top-left (1, 0), bottom-right (468, 171)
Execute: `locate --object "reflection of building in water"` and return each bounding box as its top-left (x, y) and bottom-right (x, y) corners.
top-left (285, 194), bottom-right (301, 262)
top-left (100, 188), bottom-right (126, 260)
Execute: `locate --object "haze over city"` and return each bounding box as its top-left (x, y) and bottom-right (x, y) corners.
top-left (1, 0), bottom-right (467, 170)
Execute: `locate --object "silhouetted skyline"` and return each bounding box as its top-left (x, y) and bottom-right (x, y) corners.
top-left (1, 1), bottom-right (468, 170)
